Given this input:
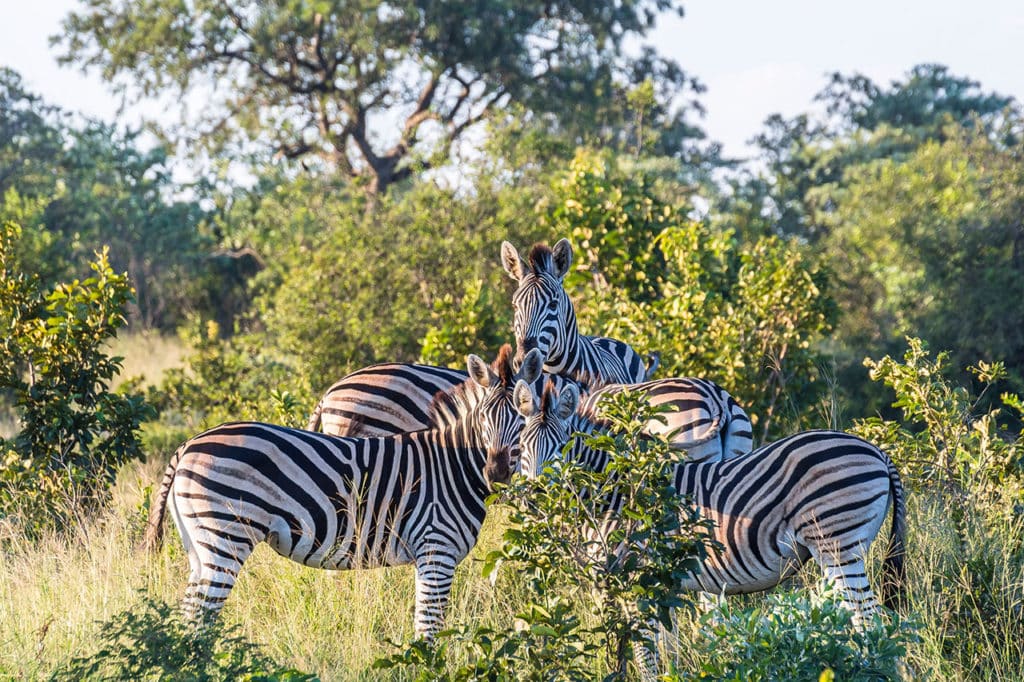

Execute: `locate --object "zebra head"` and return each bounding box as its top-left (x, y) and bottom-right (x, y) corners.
top-left (513, 378), bottom-right (580, 479)
top-left (465, 344), bottom-right (544, 472)
top-left (501, 238), bottom-right (575, 369)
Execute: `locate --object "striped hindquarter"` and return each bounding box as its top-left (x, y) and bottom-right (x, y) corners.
top-left (582, 377), bottom-right (754, 462)
top-left (501, 238), bottom-right (653, 388)
top-left (675, 430), bottom-right (906, 624)
top-left (307, 362), bottom-right (468, 436)
top-left (144, 350), bottom-right (535, 640)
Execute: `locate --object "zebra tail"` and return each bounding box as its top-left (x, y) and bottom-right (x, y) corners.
top-left (306, 400), bottom-right (324, 431)
top-left (880, 456), bottom-right (907, 611)
top-left (644, 351), bottom-right (661, 380)
top-left (140, 446), bottom-right (183, 553)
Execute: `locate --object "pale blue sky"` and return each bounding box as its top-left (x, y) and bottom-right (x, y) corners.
top-left (2, 0), bottom-right (1023, 161)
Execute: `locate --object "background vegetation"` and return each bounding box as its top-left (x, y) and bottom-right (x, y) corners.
top-left (1, 1), bottom-right (1022, 678)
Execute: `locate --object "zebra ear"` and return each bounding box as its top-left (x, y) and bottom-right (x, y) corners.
top-left (554, 383), bottom-right (579, 421)
top-left (514, 380), bottom-right (536, 416)
top-left (551, 238), bottom-right (573, 280)
top-left (501, 240), bottom-right (527, 281)
top-left (466, 353), bottom-right (496, 388)
top-left (518, 348), bottom-right (544, 384)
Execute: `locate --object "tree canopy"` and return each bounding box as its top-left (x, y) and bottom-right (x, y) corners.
top-left (56, 0), bottom-right (701, 195)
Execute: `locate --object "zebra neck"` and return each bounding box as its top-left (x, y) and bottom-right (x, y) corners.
top-left (410, 422), bottom-right (491, 497)
top-left (565, 415), bottom-right (606, 469)
top-left (543, 304), bottom-right (582, 375)
top-left (546, 333), bottom-right (602, 386)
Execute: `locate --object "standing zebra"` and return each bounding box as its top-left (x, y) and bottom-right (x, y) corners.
top-left (512, 380), bottom-right (906, 627)
top-left (142, 349), bottom-right (538, 640)
top-left (501, 238), bottom-right (657, 389)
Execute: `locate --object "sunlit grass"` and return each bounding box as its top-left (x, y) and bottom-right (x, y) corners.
top-left (1, 450), bottom-right (1020, 679)
top-left (105, 330), bottom-right (189, 389)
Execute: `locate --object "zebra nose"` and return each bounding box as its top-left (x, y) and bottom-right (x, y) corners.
top-left (484, 447), bottom-right (512, 490)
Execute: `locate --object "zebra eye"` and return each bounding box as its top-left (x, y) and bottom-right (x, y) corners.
top-left (547, 300), bottom-right (558, 311)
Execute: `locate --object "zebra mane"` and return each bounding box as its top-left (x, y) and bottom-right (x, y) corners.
top-left (539, 379), bottom-right (557, 419)
top-left (528, 243), bottom-right (555, 275)
top-left (427, 345), bottom-right (517, 427)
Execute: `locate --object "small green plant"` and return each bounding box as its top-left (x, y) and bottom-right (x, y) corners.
top-left (376, 390), bottom-right (713, 679)
top-left (0, 213), bottom-right (153, 536)
top-left (674, 587), bottom-right (917, 681)
top-left (853, 337), bottom-right (1024, 532)
top-left (50, 595), bottom-right (318, 681)
top-left (149, 318), bottom-right (312, 430)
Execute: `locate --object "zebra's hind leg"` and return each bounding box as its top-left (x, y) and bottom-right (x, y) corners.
top-left (179, 528), bottom-right (254, 624)
top-left (413, 551), bottom-right (457, 641)
top-left (819, 556), bottom-right (880, 629)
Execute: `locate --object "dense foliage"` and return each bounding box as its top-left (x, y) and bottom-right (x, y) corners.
top-left (378, 391), bottom-right (715, 679)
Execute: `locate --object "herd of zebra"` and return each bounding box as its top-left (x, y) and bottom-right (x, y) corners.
top-left (142, 237), bottom-right (906, 660)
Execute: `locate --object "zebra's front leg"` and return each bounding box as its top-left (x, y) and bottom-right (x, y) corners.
top-left (413, 551), bottom-right (457, 640)
top-left (632, 618), bottom-right (662, 682)
top-left (821, 556), bottom-right (880, 629)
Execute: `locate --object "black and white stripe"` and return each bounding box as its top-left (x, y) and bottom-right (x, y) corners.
top-left (582, 377), bottom-right (754, 463)
top-left (307, 362), bottom-right (467, 436)
top-left (514, 381), bottom-right (907, 627)
top-left (501, 239), bottom-right (656, 389)
top-left (142, 351), bottom-right (537, 640)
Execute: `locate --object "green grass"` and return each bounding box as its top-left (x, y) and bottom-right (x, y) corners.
top-left (1, 453), bottom-right (1021, 680)
top-left (105, 330), bottom-right (189, 390)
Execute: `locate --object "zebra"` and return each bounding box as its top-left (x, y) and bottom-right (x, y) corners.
top-left (511, 379), bottom-right (907, 628)
top-left (141, 348), bottom-right (540, 640)
top-left (501, 238), bottom-right (658, 389)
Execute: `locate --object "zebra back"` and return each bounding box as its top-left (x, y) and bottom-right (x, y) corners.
top-left (501, 238), bottom-right (650, 389)
top-left (307, 362), bottom-right (469, 436)
top-left (581, 377), bottom-right (754, 462)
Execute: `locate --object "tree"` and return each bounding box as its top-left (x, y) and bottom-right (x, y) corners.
top-left (56, 0), bottom-right (696, 196)
top-left (823, 125), bottom-right (1024, 401)
top-left (0, 206), bottom-right (153, 536)
top-left (737, 64), bottom-right (1022, 242)
top-left (0, 69), bottom-right (217, 330)
top-left (0, 68), bottom-right (66, 200)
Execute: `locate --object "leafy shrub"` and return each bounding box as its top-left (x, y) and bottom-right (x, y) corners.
top-left (547, 151), bottom-right (837, 441)
top-left (0, 212), bottom-right (153, 536)
top-left (853, 337), bottom-right (1024, 531)
top-left (50, 595), bottom-right (317, 681)
top-left (675, 588), bottom-right (917, 681)
top-left (148, 319), bottom-right (312, 431)
top-left (377, 390), bottom-right (713, 679)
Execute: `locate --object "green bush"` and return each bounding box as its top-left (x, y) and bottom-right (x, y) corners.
top-left (853, 337), bottom-right (1024, 531)
top-left (377, 390), bottom-right (713, 679)
top-left (50, 595), bottom-right (318, 681)
top-left (0, 213), bottom-right (153, 536)
top-left (148, 319), bottom-right (313, 431)
top-left (547, 150), bottom-right (837, 441)
top-left (676, 588), bottom-right (916, 681)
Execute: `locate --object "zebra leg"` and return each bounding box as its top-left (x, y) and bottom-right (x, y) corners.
top-left (632, 620), bottom-right (662, 682)
top-left (819, 556), bottom-right (880, 629)
top-left (413, 551), bottom-right (457, 640)
top-left (171, 497), bottom-right (254, 623)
